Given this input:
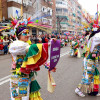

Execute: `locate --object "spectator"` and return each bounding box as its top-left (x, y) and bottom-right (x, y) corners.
top-left (9, 35), bottom-right (13, 44)
top-left (51, 34), bottom-right (56, 38)
top-left (57, 35), bottom-right (60, 39)
top-left (34, 35), bottom-right (39, 44)
top-left (45, 34), bottom-right (48, 43)
top-left (3, 36), bottom-right (9, 54)
top-left (47, 34), bottom-right (50, 40)
top-left (41, 34), bottom-right (46, 43)
top-left (30, 35), bottom-right (34, 44)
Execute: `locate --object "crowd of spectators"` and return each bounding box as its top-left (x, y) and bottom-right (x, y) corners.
top-left (0, 31), bottom-right (85, 55)
top-left (0, 33), bottom-right (16, 54)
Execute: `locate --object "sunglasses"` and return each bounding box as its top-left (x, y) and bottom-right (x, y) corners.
top-left (22, 33), bottom-right (28, 36)
top-left (21, 29), bottom-right (29, 36)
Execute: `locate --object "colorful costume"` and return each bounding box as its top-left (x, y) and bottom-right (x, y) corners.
top-left (70, 40), bottom-right (79, 57)
top-left (9, 19), bottom-right (48, 100)
top-left (9, 40), bottom-right (48, 100)
top-left (60, 39), bottom-right (64, 48)
top-left (75, 23), bottom-right (100, 97)
top-left (64, 39), bottom-right (68, 46)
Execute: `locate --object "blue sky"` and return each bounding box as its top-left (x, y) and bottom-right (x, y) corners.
top-left (78, 0), bottom-right (100, 15)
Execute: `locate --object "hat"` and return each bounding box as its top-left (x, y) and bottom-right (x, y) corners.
top-left (84, 19), bottom-right (100, 39)
top-left (12, 20), bottom-right (28, 37)
top-left (16, 26), bottom-right (27, 36)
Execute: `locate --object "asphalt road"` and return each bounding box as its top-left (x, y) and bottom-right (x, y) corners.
top-left (0, 46), bottom-right (100, 100)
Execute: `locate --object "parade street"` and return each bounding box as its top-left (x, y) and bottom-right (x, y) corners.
top-left (0, 46), bottom-right (100, 100)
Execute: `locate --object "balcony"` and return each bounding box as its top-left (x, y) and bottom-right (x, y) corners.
top-left (56, 12), bottom-right (68, 17)
top-left (77, 11), bottom-right (81, 15)
top-left (56, 15), bottom-right (69, 20)
top-left (72, 13), bottom-right (76, 17)
top-left (72, 19), bottom-right (76, 23)
top-left (77, 5), bottom-right (81, 10)
top-left (56, 1), bottom-right (68, 9)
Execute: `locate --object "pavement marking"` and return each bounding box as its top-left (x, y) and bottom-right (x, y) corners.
top-left (0, 75), bottom-right (11, 82)
top-left (60, 51), bottom-right (69, 57)
top-left (0, 78), bottom-right (10, 86)
top-left (0, 51), bottom-right (70, 86)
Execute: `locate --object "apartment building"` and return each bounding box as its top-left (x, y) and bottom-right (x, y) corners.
top-left (32, 0), bottom-right (56, 34)
top-left (56, 0), bottom-right (82, 34)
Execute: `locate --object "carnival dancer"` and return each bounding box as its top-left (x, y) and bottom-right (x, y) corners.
top-left (60, 38), bottom-right (65, 48)
top-left (9, 19), bottom-right (56, 100)
top-left (75, 29), bottom-right (100, 97)
top-left (64, 38), bottom-right (68, 46)
top-left (69, 38), bottom-right (80, 57)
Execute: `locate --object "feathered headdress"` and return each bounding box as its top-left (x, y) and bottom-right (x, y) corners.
top-left (83, 10), bottom-right (100, 39)
top-left (1, 9), bottom-right (53, 35)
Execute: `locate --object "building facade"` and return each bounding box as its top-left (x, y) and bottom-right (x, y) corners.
top-left (0, 0), bottom-right (56, 35)
top-left (56, 0), bottom-right (82, 34)
top-left (32, 0), bottom-right (56, 34)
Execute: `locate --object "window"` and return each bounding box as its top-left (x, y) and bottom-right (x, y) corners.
top-left (56, 1), bottom-right (62, 4)
top-left (63, 8), bottom-right (68, 13)
top-left (56, 8), bottom-right (62, 14)
top-left (56, 8), bottom-right (62, 12)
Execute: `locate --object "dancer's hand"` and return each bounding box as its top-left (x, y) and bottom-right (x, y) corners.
top-left (52, 38), bottom-right (57, 42)
top-left (51, 67), bottom-right (56, 72)
top-left (48, 38), bottom-right (57, 46)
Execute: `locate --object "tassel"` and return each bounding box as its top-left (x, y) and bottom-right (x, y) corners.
top-left (47, 71), bottom-right (56, 93)
top-left (81, 84), bottom-right (83, 92)
top-left (77, 48), bottom-right (81, 58)
top-left (89, 85), bottom-right (91, 93)
top-left (91, 83), bottom-right (94, 92)
top-left (85, 85), bottom-right (87, 93)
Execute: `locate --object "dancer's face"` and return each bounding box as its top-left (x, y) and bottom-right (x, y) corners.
top-left (19, 29), bottom-right (29, 42)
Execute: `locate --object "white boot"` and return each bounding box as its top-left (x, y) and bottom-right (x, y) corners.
top-left (96, 93), bottom-right (100, 96)
top-left (75, 88), bottom-right (85, 97)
